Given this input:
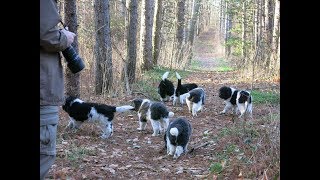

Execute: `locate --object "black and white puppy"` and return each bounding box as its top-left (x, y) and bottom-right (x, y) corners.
top-left (185, 87), bottom-right (206, 117)
top-left (62, 96), bottom-right (134, 139)
top-left (158, 71), bottom-right (175, 102)
top-left (173, 72), bottom-right (198, 106)
top-left (218, 86), bottom-right (253, 118)
top-left (164, 117), bottom-right (192, 159)
top-left (132, 98), bottom-right (174, 136)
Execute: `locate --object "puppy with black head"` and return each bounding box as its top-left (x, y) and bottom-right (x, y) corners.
top-left (132, 98), bottom-right (174, 136)
top-left (62, 96), bottom-right (134, 139)
top-left (164, 117), bottom-right (192, 159)
top-left (218, 86), bottom-right (253, 119)
top-left (158, 71), bottom-right (175, 102)
top-left (173, 72), bottom-right (198, 106)
top-left (185, 87), bottom-right (206, 117)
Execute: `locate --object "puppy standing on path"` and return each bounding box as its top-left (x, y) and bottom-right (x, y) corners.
top-left (164, 117), bottom-right (192, 159)
top-left (158, 71), bottom-right (175, 102)
top-left (173, 72), bottom-right (198, 106)
top-left (132, 98), bottom-right (174, 136)
top-left (62, 96), bottom-right (134, 139)
top-left (218, 86), bottom-right (253, 119)
top-left (185, 87), bottom-right (206, 117)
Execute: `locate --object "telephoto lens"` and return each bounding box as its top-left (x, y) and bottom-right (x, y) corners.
top-left (62, 46), bottom-right (85, 74)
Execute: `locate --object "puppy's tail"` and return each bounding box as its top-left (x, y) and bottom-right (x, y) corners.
top-left (168, 111), bottom-right (174, 118)
top-left (176, 72), bottom-right (182, 86)
top-left (175, 72), bottom-right (181, 80)
top-left (116, 105), bottom-right (135, 113)
top-left (170, 127), bottom-right (179, 137)
top-left (244, 95), bottom-right (252, 113)
top-left (162, 71), bottom-right (170, 81)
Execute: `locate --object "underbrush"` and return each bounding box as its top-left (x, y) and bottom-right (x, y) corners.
top-left (208, 106), bottom-right (280, 179)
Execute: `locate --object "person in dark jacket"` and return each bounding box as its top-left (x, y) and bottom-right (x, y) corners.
top-left (40, 0), bottom-right (76, 179)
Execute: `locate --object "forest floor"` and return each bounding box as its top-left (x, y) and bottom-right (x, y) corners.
top-left (46, 29), bottom-right (280, 180)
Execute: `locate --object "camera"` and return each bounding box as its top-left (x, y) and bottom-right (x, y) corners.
top-left (62, 46), bottom-right (85, 74)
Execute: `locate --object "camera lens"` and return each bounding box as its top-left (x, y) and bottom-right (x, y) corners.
top-left (62, 46), bottom-right (85, 74)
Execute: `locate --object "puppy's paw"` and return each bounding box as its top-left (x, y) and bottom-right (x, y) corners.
top-left (218, 111), bottom-right (225, 115)
top-left (173, 154), bottom-right (180, 159)
top-left (152, 133), bottom-right (157, 136)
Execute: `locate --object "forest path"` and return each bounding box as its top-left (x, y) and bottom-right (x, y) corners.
top-left (47, 29), bottom-right (279, 179)
top-left (191, 28), bottom-right (226, 71)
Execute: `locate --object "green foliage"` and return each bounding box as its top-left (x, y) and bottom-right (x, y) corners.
top-left (251, 90), bottom-right (280, 104)
top-left (133, 66), bottom-right (190, 100)
top-left (209, 162), bottom-right (223, 174)
top-left (190, 59), bottom-right (201, 70)
top-left (225, 37), bottom-right (243, 57)
top-left (65, 147), bottom-right (96, 167)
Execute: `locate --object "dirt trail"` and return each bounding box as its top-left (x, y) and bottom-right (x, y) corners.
top-left (47, 29), bottom-right (278, 179)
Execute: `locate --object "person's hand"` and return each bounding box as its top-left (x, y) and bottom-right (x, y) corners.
top-left (61, 28), bottom-right (76, 47)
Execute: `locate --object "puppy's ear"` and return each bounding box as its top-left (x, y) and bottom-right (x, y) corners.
top-left (62, 104), bottom-right (70, 113)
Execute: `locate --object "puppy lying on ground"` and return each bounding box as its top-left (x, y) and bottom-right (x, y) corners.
top-left (62, 96), bottom-right (134, 139)
top-left (164, 117), bottom-right (192, 158)
top-left (132, 98), bottom-right (174, 136)
top-left (185, 87), bottom-right (206, 117)
top-left (158, 71), bottom-right (175, 102)
top-left (218, 86), bottom-right (253, 119)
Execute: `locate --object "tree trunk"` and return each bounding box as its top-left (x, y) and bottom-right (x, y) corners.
top-left (225, 1), bottom-right (232, 58)
top-left (264, 0), bottom-right (271, 68)
top-left (241, 1), bottom-right (247, 65)
top-left (270, 0), bottom-right (280, 73)
top-left (176, 0), bottom-right (185, 65)
top-left (187, 0), bottom-right (201, 66)
top-left (188, 0), bottom-right (201, 46)
top-left (219, 0), bottom-right (224, 41)
top-left (139, 0), bottom-right (146, 73)
top-left (196, 3), bottom-right (202, 36)
top-left (259, 0), bottom-right (264, 66)
top-left (153, 0), bottom-right (163, 65)
top-left (254, 0), bottom-right (258, 50)
top-left (142, 0), bottom-right (155, 71)
top-left (126, 0), bottom-right (138, 84)
top-left (64, 0), bottom-right (81, 98)
top-left (94, 0), bottom-right (113, 95)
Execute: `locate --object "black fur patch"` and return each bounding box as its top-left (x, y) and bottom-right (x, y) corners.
top-left (218, 86), bottom-right (232, 100)
top-left (138, 100), bottom-right (150, 122)
top-left (175, 79), bottom-right (198, 97)
top-left (133, 99), bottom-right (143, 111)
top-left (150, 102), bottom-right (170, 120)
top-left (165, 118), bottom-right (192, 149)
top-left (238, 91), bottom-right (251, 104)
top-left (158, 79), bottom-right (175, 98)
top-left (188, 88), bottom-right (205, 104)
top-left (230, 90), bottom-right (238, 105)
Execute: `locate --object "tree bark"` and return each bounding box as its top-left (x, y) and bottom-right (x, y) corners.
top-left (153, 0), bottom-right (163, 66)
top-left (64, 0), bottom-right (81, 98)
top-left (188, 0), bottom-right (201, 46)
top-left (126, 0), bottom-right (138, 84)
top-left (241, 1), bottom-right (247, 65)
top-left (270, 0), bottom-right (280, 72)
top-left (142, 0), bottom-right (155, 71)
top-left (94, 0), bottom-right (113, 95)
